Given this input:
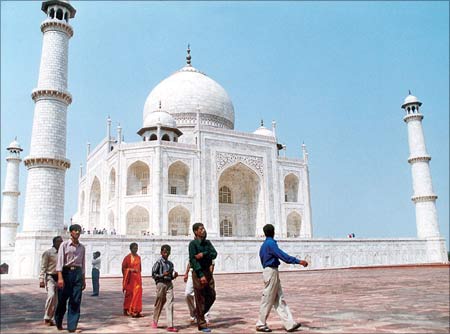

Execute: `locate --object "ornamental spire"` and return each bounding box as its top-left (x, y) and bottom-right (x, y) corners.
top-left (186, 44), bottom-right (192, 66)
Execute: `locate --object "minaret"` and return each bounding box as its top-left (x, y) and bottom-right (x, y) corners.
top-left (1, 139), bottom-right (23, 248)
top-left (401, 92), bottom-right (440, 238)
top-left (21, 1), bottom-right (76, 233)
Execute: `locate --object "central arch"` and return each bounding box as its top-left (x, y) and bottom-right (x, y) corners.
top-left (218, 162), bottom-right (261, 237)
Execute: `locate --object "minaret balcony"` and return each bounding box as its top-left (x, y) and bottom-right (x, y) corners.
top-left (407, 155), bottom-right (431, 164)
top-left (31, 89), bottom-right (72, 105)
top-left (41, 19), bottom-right (73, 37)
top-left (403, 113), bottom-right (424, 123)
top-left (23, 156), bottom-right (71, 170)
top-left (411, 194), bottom-right (438, 203)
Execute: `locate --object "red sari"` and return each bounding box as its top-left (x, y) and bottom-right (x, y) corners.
top-left (122, 253), bottom-right (143, 316)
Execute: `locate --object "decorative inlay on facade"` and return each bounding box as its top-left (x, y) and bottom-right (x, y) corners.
top-left (411, 195), bottom-right (438, 203)
top-left (173, 112), bottom-right (234, 129)
top-left (403, 114), bottom-right (424, 122)
top-left (24, 157), bottom-right (71, 170)
top-left (216, 152), bottom-right (264, 176)
top-left (408, 156), bottom-right (431, 164)
top-left (41, 20), bottom-right (73, 37)
top-left (31, 89), bottom-right (72, 105)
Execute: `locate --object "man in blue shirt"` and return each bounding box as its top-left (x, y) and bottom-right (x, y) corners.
top-left (256, 224), bottom-right (308, 333)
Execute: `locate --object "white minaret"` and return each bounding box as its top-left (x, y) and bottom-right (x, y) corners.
top-left (401, 92), bottom-right (440, 239)
top-left (21, 1), bottom-right (76, 233)
top-left (1, 139), bottom-right (23, 248)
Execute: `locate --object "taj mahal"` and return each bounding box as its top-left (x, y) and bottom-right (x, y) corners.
top-left (1, 1), bottom-right (447, 278)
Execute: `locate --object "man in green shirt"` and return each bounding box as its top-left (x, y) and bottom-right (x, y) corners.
top-left (189, 223), bottom-right (217, 333)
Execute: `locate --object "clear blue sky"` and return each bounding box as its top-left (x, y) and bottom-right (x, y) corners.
top-left (1, 1), bottom-right (449, 247)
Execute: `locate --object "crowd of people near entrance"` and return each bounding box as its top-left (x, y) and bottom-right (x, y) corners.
top-left (39, 223), bottom-right (308, 333)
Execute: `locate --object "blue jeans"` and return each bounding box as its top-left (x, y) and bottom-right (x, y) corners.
top-left (55, 268), bottom-right (83, 331)
top-left (92, 268), bottom-right (100, 295)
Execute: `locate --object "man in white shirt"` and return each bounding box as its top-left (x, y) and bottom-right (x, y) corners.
top-left (91, 251), bottom-right (101, 296)
top-left (39, 236), bottom-right (63, 326)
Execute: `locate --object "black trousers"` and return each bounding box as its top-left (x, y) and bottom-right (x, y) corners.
top-left (55, 268), bottom-right (83, 331)
top-left (192, 270), bottom-right (216, 330)
top-left (92, 268), bottom-right (100, 295)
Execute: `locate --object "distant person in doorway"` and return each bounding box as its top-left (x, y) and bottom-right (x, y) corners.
top-left (122, 242), bottom-right (144, 317)
top-left (91, 251), bottom-right (101, 296)
top-left (39, 236), bottom-right (63, 326)
top-left (55, 224), bottom-right (86, 333)
top-left (256, 224), bottom-right (308, 333)
top-left (189, 223), bottom-right (217, 333)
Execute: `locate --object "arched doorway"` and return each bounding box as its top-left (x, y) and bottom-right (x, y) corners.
top-left (89, 177), bottom-right (101, 230)
top-left (168, 206), bottom-right (190, 236)
top-left (126, 206), bottom-right (149, 235)
top-left (286, 211), bottom-right (302, 238)
top-left (284, 173), bottom-right (299, 202)
top-left (168, 161), bottom-right (189, 195)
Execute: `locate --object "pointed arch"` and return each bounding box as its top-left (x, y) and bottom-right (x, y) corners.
top-left (284, 173), bottom-right (299, 202)
top-left (168, 205), bottom-right (190, 236)
top-left (56, 8), bottom-right (63, 20)
top-left (109, 168), bottom-right (116, 200)
top-left (89, 177), bottom-right (101, 229)
top-left (126, 206), bottom-right (149, 235)
top-left (286, 211), bottom-right (302, 238)
top-left (162, 134), bottom-right (170, 141)
top-left (127, 161), bottom-right (150, 195)
top-left (80, 191), bottom-right (85, 215)
top-left (218, 162), bottom-right (261, 237)
top-left (168, 161), bottom-right (189, 195)
top-left (108, 211), bottom-right (115, 231)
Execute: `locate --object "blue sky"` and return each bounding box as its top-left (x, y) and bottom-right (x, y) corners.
top-left (1, 1), bottom-right (449, 247)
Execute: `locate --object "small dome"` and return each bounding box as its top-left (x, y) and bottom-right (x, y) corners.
top-left (7, 138), bottom-right (23, 151)
top-left (253, 125), bottom-right (274, 137)
top-left (402, 93), bottom-right (422, 108)
top-left (143, 110), bottom-right (177, 129)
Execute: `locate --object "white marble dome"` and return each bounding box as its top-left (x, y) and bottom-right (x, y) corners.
top-left (143, 110), bottom-right (177, 128)
top-left (143, 65), bottom-right (235, 129)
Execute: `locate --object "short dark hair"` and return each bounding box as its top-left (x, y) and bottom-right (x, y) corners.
top-left (192, 222), bottom-right (203, 233)
top-left (52, 236), bottom-right (62, 246)
top-left (129, 242), bottom-right (138, 250)
top-left (94, 251), bottom-right (101, 257)
top-left (69, 224), bottom-right (82, 232)
top-left (161, 244), bottom-right (171, 253)
top-left (263, 224), bottom-right (275, 237)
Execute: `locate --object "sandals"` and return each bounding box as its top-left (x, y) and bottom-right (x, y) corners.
top-left (256, 325), bottom-right (272, 332)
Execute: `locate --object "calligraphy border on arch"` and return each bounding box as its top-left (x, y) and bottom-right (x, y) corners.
top-left (216, 152), bottom-right (264, 177)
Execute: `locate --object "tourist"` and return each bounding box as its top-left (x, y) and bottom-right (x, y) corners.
top-left (39, 236), bottom-right (63, 326)
top-left (91, 251), bottom-right (101, 296)
top-left (122, 242), bottom-right (144, 317)
top-left (256, 224), bottom-right (308, 333)
top-left (189, 223), bottom-right (217, 333)
top-left (55, 224), bottom-right (86, 333)
top-left (151, 244), bottom-right (179, 332)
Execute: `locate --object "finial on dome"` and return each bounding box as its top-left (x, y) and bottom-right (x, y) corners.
top-left (260, 119), bottom-right (264, 126)
top-left (159, 101), bottom-right (162, 110)
top-left (408, 89), bottom-right (411, 95)
top-left (186, 44), bottom-right (192, 66)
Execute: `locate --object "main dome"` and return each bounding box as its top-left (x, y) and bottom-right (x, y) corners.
top-left (143, 65), bottom-right (235, 130)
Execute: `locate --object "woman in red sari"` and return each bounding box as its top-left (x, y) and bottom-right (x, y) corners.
top-left (122, 242), bottom-right (144, 317)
